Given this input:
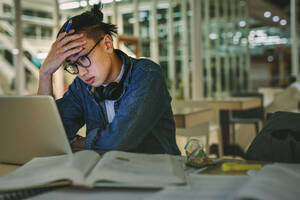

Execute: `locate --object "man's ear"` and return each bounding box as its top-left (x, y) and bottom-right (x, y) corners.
top-left (103, 34), bottom-right (114, 53)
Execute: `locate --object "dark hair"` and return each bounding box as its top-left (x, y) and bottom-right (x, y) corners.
top-left (57, 3), bottom-right (117, 42)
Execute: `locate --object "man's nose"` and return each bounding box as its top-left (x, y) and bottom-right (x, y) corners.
top-left (78, 66), bottom-right (89, 76)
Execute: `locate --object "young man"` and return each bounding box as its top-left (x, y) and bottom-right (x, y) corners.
top-left (37, 4), bottom-right (180, 155)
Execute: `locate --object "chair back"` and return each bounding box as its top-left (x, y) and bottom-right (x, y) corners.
top-left (246, 111), bottom-right (300, 163)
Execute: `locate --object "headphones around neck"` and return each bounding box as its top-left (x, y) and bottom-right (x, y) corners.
top-left (92, 50), bottom-right (131, 102)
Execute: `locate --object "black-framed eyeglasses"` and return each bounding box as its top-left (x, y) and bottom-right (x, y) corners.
top-left (63, 37), bottom-right (103, 75)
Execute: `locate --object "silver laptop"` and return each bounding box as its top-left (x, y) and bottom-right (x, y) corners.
top-left (0, 95), bottom-right (72, 164)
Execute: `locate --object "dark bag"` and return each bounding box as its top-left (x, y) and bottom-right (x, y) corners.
top-left (246, 111), bottom-right (300, 163)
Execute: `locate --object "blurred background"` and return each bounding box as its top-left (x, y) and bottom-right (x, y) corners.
top-left (0, 0), bottom-right (297, 99)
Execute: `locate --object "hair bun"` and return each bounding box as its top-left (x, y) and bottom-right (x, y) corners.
top-left (91, 3), bottom-right (103, 22)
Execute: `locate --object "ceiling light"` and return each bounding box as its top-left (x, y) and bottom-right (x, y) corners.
top-left (89, 0), bottom-right (100, 5)
top-left (264, 11), bottom-right (271, 18)
top-left (209, 33), bottom-right (218, 40)
top-left (239, 20), bottom-right (246, 27)
top-left (12, 49), bottom-right (19, 55)
top-left (60, 2), bottom-right (80, 10)
top-left (280, 19), bottom-right (287, 26)
top-left (100, 0), bottom-right (112, 3)
top-left (80, 1), bottom-right (87, 7)
top-left (272, 16), bottom-right (280, 22)
top-left (267, 56), bottom-right (274, 62)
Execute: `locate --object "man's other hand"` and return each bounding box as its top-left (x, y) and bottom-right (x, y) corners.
top-left (71, 136), bottom-right (86, 149)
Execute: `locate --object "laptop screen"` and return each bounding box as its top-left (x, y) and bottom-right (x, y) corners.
top-left (0, 96), bottom-right (72, 164)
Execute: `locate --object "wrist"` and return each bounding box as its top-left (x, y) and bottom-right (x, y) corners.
top-left (70, 135), bottom-right (85, 149)
top-left (37, 70), bottom-right (54, 95)
top-left (39, 66), bottom-right (54, 78)
top-left (70, 135), bottom-right (82, 144)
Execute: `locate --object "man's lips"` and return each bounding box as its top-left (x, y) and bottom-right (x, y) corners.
top-left (85, 77), bottom-right (95, 84)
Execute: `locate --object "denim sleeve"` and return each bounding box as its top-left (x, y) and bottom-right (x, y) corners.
top-left (56, 82), bottom-right (85, 141)
top-left (86, 64), bottom-right (171, 150)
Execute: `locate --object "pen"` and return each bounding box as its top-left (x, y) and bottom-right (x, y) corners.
top-left (65, 19), bottom-right (72, 35)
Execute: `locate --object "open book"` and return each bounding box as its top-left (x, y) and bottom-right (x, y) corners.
top-left (232, 163), bottom-right (300, 200)
top-left (0, 150), bottom-right (187, 192)
top-left (147, 163), bottom-right (300, 200)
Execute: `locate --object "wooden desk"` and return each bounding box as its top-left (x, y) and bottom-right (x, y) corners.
top-left (172, 102), bottom-right (215, 155)
top-left (0, 163), bottom-right (19, 176)
top-left (204, 97), bottom-right (262, 155)
top-left (173, 107), bottom-right (214, 128)
top-left (205, 97), bottom-right (261, 110)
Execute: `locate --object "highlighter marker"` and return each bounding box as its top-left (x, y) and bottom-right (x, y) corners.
top-left (221, 162), bottom-right (262, 172)
top-left (65, 19), bottom-right (72, 35)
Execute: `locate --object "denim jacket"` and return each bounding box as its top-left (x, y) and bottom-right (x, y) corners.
top-left (56, 50), bottom-right (180, 155)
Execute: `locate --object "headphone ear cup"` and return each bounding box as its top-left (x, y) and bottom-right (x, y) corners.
top-left (103, 82), bottom-right (120, 100)
top-left (94, 86), bottom-right (104, 101)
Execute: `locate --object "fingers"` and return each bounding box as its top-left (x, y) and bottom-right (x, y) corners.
top-left (56, 30), bottom-right (84, 49)
top-left (53, 30), bottom-right (86, 59)
top-left (44, 30), bottom-right (86, 72)
top-left (63, 46), bottom-right (84, 59)
top-left (57, 29), bottom-right (75, 41)
top-left (59, 40), bottom-right (86, 54)
top-left (60, 31), bottom-right (84, 46)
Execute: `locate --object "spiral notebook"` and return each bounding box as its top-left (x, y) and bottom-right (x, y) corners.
top-left (0, 184), bottom-right (67, 200)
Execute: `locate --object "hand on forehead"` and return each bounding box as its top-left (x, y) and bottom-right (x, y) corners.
top-left (64, 34), bottom-right (92, 62)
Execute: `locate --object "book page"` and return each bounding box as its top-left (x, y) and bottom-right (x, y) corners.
top-left (233, 163), bottom-right (300, 200)
top-left (85, 151), bottom-right (187, 187)
top-left (146, 174), bottom-right (248, 200)
top-left (0, 150), bottom-right (100, 191)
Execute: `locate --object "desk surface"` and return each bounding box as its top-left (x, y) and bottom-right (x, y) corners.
top-left (204, 97), bottom-right (261, 110)
top-left (0, 158), bottom-right (270, 200)
top-left (173, 107), bottom-right (214, 128)
top-left (0, 163), bottom-right (20, 176)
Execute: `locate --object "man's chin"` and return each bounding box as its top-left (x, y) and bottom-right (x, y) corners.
top-left (91, 82), bottom-right (102, 87)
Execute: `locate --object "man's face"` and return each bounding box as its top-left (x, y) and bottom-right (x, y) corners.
top-left (66, 35), bottom-right (114, 87)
